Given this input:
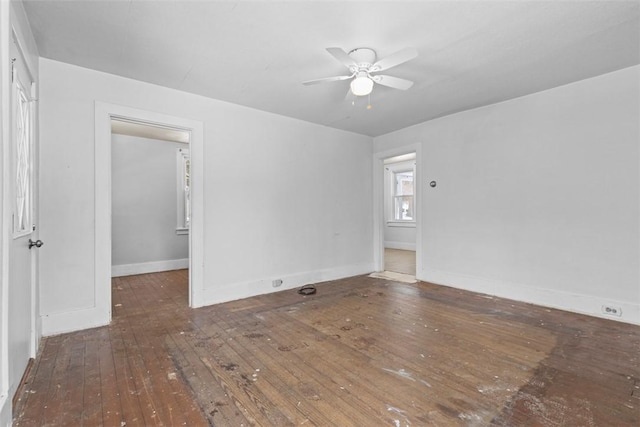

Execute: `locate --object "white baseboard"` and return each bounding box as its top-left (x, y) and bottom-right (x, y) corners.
top-left (384, 241), bottom-right (416, 251)
top-left (41, 305), bottom-right (110, 337)
top-left (196, 262), bottom-right (374, 308)
top-left (111, 258), bottom-right (189, 277)
top-left (420, 268), bottom-right (640, 326)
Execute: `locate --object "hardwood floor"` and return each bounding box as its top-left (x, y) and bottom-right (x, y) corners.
top-left (385, 248), bottom-right (416, 275)
top-left (13, 270), bottom-right (640, 426)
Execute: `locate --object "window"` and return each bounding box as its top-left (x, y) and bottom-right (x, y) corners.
top-left (176, 148), bottom-right (190, 234)
top-left (385, 158), bottom-right (416, 226)
top-left (13, 68), bottom-right (33, 236)
top-left (392, 169), bottom-right (414, 221)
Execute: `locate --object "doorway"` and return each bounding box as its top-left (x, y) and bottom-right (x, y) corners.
top-left (383, 153), bottom-right (416, 275)
top-left (110, 119), bottom-right (190, 298)
top-left (373, 146), bottom-right (422, 279)
top-left (94, 103), bottom-right (204, 323)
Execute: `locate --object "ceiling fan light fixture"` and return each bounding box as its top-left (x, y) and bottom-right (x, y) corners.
top-left (350, 75), bottom-right (374, 96)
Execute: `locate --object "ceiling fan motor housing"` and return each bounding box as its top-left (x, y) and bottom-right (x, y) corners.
top-left (348, 48), bottom-right (377, 71)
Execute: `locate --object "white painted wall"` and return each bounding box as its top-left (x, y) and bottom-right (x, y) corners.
top-left (374, 66), bottom-right (640, 325)
top-left (385, 225), bottom-right (416, 251)
top-left (111, 134), bottom-right (188, 276)
top-left (38, 58), bottom-right (374, 335)
top-left (384, 160), bottom-right (416, 250)
top-left (0, 1), bottom-right (39, 424)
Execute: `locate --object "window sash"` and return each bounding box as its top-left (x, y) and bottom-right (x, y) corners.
top-left (394, 171), bottom-right (414, 197)
top-left (393, 195), bottom-right (414, 221)
top-left (391, 169), bottom-right (414, 222)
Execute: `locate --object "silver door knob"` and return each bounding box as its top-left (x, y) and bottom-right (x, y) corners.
top-left (28, 239), bottom-right (43, 249)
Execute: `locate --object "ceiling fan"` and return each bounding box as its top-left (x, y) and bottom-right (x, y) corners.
top-left (303, 47), bottom-right (418, 96)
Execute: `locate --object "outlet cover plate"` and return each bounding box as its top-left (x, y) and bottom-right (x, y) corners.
top-left (601, 305), bottom-right (622, 317)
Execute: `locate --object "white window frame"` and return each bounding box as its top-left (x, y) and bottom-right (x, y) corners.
top-left (385, 160), bottom-right (416, 228)
top-left (176, 148), bottom-right (190, 235)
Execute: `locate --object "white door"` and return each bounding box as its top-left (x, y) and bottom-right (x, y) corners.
top-left (7, 36), bottom-right (38, 397)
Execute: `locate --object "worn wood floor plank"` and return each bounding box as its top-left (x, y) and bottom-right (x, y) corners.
top-left (24, 334), bottom-right (86, 426)
top-left (13, 270), bottom-right (640, 426)
top-left (98, 328), bottom-right (122, 426)
top-left (13, 333), bottom-right (62, 425)
top-left (122, 275), bottom-right (194, 426)
top-left (81, 329), bottom-right (104, 426)
top-left (206, 308), bottom-right (381, 426)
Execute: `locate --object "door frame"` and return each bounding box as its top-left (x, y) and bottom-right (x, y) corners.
top-left (373, 143), bottom-right (422, 277)
top-left (94, 102), bottom-right (205, 317)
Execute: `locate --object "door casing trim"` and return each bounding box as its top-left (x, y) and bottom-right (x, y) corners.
top-left (94, 102), bottom-right (205, 327)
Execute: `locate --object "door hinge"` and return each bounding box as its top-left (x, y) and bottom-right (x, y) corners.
top-left (11, 58), bottom-right (16, 83)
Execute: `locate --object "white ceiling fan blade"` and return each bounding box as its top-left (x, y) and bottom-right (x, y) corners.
top-left (303, 75), bottom-right (353, 85)
top-left (370, 47), bottom-right (418, 72)
top-left (371, 75), bottom-right (414, 90)
top-left (326, 47), bottom-right (358, 70)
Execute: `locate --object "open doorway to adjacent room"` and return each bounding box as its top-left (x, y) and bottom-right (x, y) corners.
top-left (95, 102), bottom-right (204, 321)
top-left (110, 119), bottom-right (191, 306)
top-left (382, 152), bottom-right (417, 277)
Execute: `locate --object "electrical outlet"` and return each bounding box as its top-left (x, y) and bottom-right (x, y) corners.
top-left (272, 279), bottom-right (283, 288)
top-left (602, 305), bottom-right (622, 317)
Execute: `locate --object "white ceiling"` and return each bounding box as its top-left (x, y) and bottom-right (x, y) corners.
top-left (23, 1), bottom-right (640, 137)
